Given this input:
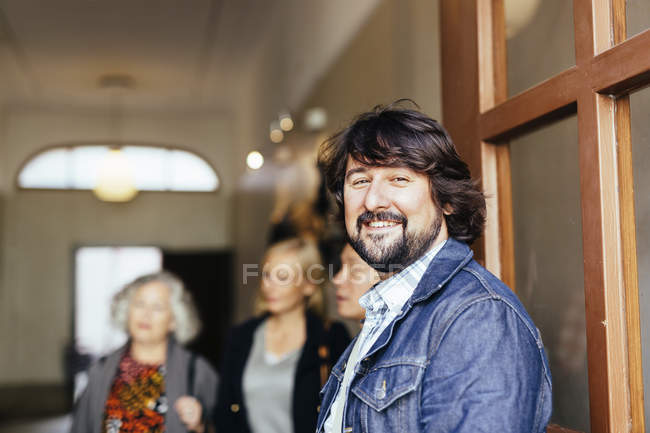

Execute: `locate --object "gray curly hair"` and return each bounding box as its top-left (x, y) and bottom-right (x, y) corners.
top-left (111, 271), bottom-right (201, 344)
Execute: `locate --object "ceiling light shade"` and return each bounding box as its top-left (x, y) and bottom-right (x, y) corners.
top-left (93, 149), bottom-right (138, 202)
top-left (246, 151), bottom-right (264, 170)
top-left (303, 107), bottom-right (327, 132)
top-left (269, 120), bottom-right (284, 143)
top-left (279, 111), bottom-right (294, 131)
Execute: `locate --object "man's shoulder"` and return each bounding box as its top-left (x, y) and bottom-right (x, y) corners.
top-left (412, 258), bottom-right (539, 337)
top-left (428, 257), bottom-right (515, 304)
top-left (434, 259), bottom-right (542, 345)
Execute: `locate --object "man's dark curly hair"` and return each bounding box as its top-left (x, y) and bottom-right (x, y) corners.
top-left (317, 101), bottom-right (486, 245)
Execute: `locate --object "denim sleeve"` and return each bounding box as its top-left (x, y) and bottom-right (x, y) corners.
top-left (420, 298), bottom-right (548, 433)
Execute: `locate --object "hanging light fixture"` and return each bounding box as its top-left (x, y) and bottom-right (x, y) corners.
top-left (269, 120), bottom-right (284, 143)
top-left (246, 151), bottom-right (264, 170)
top-left (303, 107), bottom-right (327, 132)
top-left (278, 110), bottom-right (294, 132)
top-left (93, 74), bottom-right (138, 202)
top-left (94, 148), bottom-right (138, 201)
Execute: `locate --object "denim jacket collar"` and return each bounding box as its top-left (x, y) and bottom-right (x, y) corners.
top-left (409, 238), bottom-right (474, 305)
top-left (329, 238), bottom-right (474, 380)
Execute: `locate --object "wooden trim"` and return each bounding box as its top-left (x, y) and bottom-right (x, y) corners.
top-left (491, 0), bottom-right (507, 106)
top-left (573, 0), bottom-right (595, 63)
top-left (478, 29), bottom-right (650, 142)
top-left (444, 0), bottom-right (650, 431)
top-left (489, 0), bottom-right (514, 289)
top-left (477, 0), bottom-right (496, 112)
top-left (592, 29), bottom-right (650, 96)
top-left (476, 0), bottom-right (500, 276)
top-left (495, 143), bottom-right (514, 289)
top-left (617, 95), bottom-right (646, 433)
top-left (479, 68), bottom-right (580, 142)
top-left (612, 0), bottom-right (626, 44)
top-left (582, 2), bottom-right (631, 431)
top-left (612, 2), bottom-right (645, 430)
top-left (480, 141), bottom-right (501, 277)
top-left (547, 424), bottom-right (584, 433)
top-left (578, 88), bottom-right (630, 432)
top-left (440, 0), bottom-right (485, 264)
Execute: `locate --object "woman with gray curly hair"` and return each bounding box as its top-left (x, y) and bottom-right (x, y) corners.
top-left (71, 271), bottom-right (219, 433)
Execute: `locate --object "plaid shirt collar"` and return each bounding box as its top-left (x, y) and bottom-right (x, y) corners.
top-left (359, 239), bottom-right (447, 316)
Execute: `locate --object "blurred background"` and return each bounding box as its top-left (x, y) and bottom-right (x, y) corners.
top-left (0, 1), bottom-right (441, 430)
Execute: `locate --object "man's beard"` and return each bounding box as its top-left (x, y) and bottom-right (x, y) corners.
top-left (348, 210), bottom-right (442, 274)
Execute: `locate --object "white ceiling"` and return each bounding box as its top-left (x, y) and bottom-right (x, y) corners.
top-left (0, 0), bottom-right (379, 113)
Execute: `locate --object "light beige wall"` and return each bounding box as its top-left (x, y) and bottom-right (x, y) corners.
top-left (302, 0), bottom-right (441, 130)
top-left (0, 108), bottom-right (235, 384)
top-left (231, 0), bottom-right (442, 323)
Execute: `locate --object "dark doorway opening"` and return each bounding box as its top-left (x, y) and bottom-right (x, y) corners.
top-left (163, 249), bottom-right (234, 370)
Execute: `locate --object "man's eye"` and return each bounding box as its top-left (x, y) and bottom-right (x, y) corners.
top-left (393, 177), bottom-right (409, 182)
top-left (352, 179), bottom-right (369, 186)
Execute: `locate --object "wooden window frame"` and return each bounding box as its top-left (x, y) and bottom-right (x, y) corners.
top-left (441, 1), bottom-right (650, 432)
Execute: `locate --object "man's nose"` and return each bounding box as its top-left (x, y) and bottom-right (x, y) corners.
top-left (363, 180), bottom-right (390, 211)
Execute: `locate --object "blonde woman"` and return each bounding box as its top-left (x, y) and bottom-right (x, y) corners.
top-left (71, 272), bottom-right (218, 433)
top-left (216, 237), bottom-right (350, 433)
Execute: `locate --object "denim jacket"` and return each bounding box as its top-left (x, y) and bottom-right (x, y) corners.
top-left (317, 239), bottom-right (552, 433)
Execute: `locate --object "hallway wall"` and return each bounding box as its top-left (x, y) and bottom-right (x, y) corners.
top-left (0, 108), bottom-right (236, 386)
top-left (232, 0), bottom-right (443, 323)
top-left (303, 0), bottom-right (441, 130)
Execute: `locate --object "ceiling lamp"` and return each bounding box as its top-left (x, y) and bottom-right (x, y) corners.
top-left (279, 111), bottom-right (294, 132)
top-left (246, 151), bottom-right (264, 170)
top-left (303, 107), bottom-right (327, 132)
top-left (269, 120), bottom-right (284, 143)
top-left (94, 148), bottom-right (138, 202)
top-left (93, 74), bottom-right (138, 202)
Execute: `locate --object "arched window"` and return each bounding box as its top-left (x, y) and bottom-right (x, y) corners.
top-left (17, 144), bottom-right (220, 194)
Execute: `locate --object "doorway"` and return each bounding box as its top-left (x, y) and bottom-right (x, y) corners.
top-left (441, 1), bottom-right (650, 432)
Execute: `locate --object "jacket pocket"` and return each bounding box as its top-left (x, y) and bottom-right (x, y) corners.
top-left (350, 363), bottom-right (424, 412)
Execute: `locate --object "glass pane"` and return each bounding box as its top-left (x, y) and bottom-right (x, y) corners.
top-left (70, 146), bottom-right (109, 189)
top-left (170, 150), bottom-right (219, 191)
top-left (17, 148), bottom-right (68, 189)
top-left (122, 146), bottom-right (168, 191)
top-left (627, 0), bottom-right (650, 39)
top-left (506, 0), bottom-right (575, 96)
top-left (509, 115), bottom-right (589, 431)
top-left (630, 87), bottom-right (650, 422)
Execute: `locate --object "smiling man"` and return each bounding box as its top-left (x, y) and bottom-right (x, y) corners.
top-left (316, 103), bottom-right (552, 433)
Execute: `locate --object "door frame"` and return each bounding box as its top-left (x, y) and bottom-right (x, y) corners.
top-left (441, 1), bottom-right (650, 432)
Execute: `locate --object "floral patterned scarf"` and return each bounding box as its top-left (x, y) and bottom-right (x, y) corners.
top-left (103, 351), bottom-right (167, 433)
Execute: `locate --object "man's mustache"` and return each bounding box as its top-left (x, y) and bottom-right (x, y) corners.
top-left (356, 211), bottom-right (408, 233)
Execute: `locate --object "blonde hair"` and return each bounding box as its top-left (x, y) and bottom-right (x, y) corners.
top-left (255, 237), bottom-right (326, 317)
top-left (111, 271), bottom-right (201, 344)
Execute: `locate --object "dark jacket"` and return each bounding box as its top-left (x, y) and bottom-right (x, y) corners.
top-left (71, 338), bottom-right (219, 433)
top-left (317, 239), bottom-right (552, 432)
top-left (216, 311), bottom-right (350, 433)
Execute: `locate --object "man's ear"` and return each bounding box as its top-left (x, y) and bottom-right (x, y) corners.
top-left (442, 203), bottom-right (453, 215)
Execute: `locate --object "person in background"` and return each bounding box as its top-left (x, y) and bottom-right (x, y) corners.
top-left (332, 243), bottom-right (379, 324)
top-left (216, 237), bottom-right (350, 433)
top-left (71, 271), bottom-right (219, 433)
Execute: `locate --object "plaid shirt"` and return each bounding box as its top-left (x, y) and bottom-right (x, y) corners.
top-left (324, 240), bottom-right (446, 433)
